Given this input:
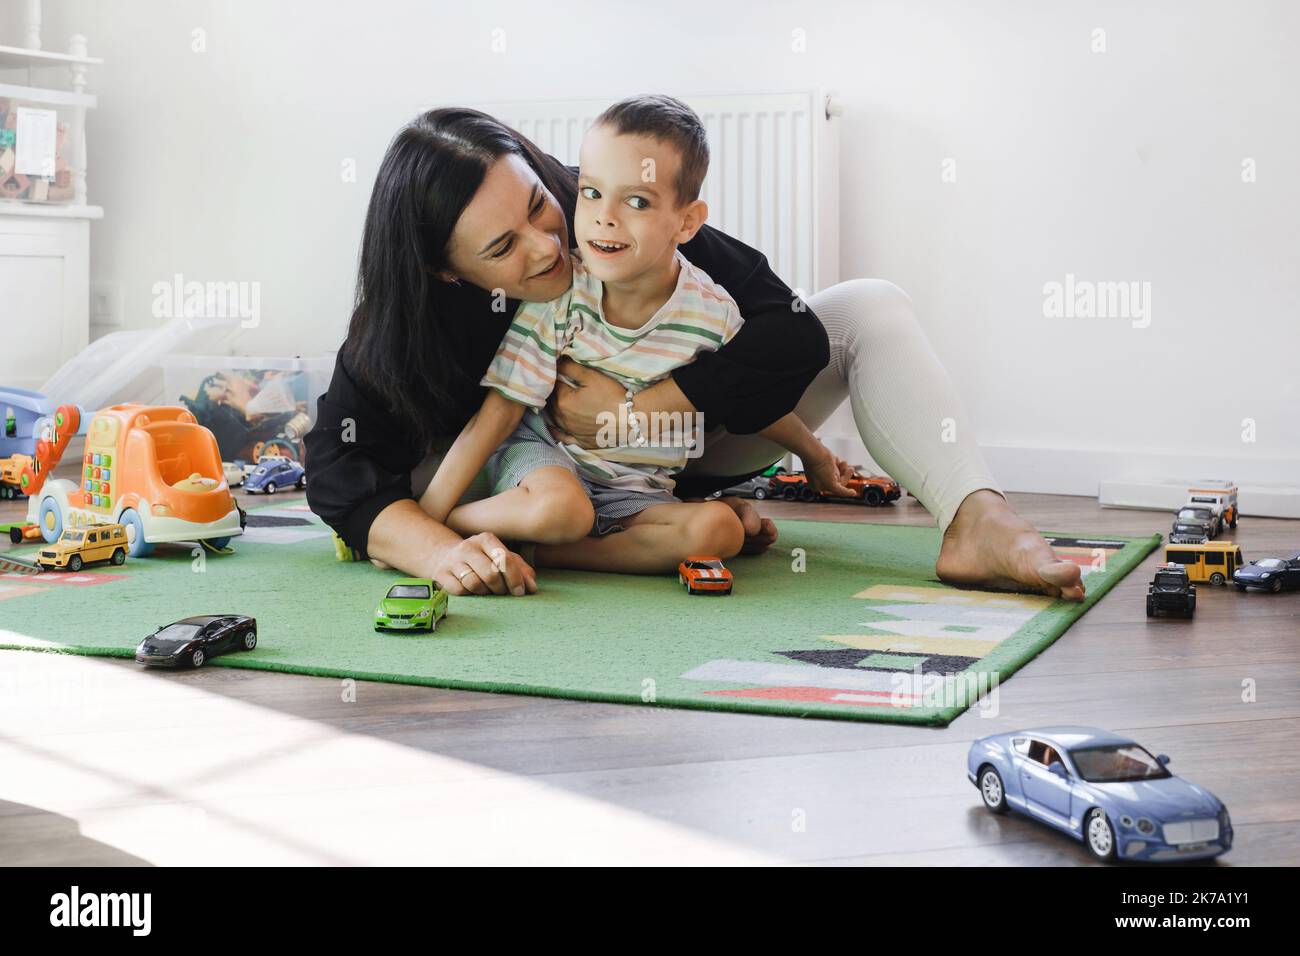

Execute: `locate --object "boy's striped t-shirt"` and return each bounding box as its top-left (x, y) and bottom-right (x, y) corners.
top-left (481, 249), bottom-right (744, 491)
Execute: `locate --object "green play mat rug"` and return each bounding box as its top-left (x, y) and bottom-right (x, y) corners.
top-left (0, 505), bottom-right (1159, 726)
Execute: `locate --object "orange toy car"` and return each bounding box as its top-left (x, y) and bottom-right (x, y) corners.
top-left (678, 556), bottom-right (734, 595)
top-left (3, 522), bottom-right (43, 544)
top-left (767, 471), bottom-right (818, 501)
top-left (767, 470), bottom-right (901, 506)
top-left (26, 404), bottom-right (243, 558)
top-left (1, 454), bottom-right (34, 499)
top-left (843, 473), bottom-right (902, 506)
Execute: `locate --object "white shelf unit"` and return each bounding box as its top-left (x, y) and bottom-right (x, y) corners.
top-left (0, 4), bottom-right (101, 391)
top-left (0, 33), bottom-right (97, 209)
top-left (0, 79), bottom-right (96, 109)
top-left (0, 43), bottom-right (102, 70)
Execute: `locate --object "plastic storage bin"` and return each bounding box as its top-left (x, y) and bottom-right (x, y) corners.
top-left (0, 96), bottom-right (77, 203)
top-left (41, 316), bottom-right (244, 413)
top-left (161, 354), bottom-right (335, 465)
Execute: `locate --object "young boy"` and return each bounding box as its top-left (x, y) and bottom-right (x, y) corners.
top-left (419, 94), bottom-right (855, 574)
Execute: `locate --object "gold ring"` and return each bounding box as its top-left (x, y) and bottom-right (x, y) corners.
top-left (456, 568), bottom-right (474, 582)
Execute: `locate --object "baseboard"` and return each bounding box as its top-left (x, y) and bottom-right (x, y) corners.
top-left (1098, 479), bottom-right (1300, 520)
top-left (814, 433), bottom-right (1299, 519)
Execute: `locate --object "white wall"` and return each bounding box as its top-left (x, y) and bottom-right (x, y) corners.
top-left (33, 0), bottom-right (1300, 493)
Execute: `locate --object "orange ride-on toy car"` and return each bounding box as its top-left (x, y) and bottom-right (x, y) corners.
top-left (24, 404), bottom-right (243, 558)
top-left (678, 556), bottom-right (734, 595)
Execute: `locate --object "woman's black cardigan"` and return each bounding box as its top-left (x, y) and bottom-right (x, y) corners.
top-left (304, 171), bottom-right (830, 558)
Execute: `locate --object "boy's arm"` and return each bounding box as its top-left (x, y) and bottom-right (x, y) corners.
top-left (424, 294), bottom-right (564, 519)
top-left (759, 412), bottom-right (858, 498)
top-left (419, 390), bottom-right (525, 523)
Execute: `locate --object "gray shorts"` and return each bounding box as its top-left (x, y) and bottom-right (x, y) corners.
top-left (415, 415), bottom-right (676, 537)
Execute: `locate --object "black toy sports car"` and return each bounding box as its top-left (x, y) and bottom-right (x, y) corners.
top-left (135, 614), bottom-right (258, 668)
top-left (1233, 553), bottom-right (1300, 593)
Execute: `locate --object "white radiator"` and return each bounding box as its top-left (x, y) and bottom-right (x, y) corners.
top-left (479, 90), bottom-right (842, 298)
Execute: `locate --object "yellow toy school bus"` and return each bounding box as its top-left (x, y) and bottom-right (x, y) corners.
top-left (1164, 541), bottom-right (1245, 586)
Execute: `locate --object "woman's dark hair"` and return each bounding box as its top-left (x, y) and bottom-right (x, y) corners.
top-left (343, 108), bottom-right (576, 449)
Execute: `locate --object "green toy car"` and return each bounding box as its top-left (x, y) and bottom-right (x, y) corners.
top-left (373, 578), bottom-right (448, 632)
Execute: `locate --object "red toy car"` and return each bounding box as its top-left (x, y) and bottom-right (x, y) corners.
top-left (678, 556), bottom-right (734, 595)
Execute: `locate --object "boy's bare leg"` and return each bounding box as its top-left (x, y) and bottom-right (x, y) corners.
top-left (444, 466), bottom-right (595, 545)
top-left (534, 500), bottom-right (745, 574)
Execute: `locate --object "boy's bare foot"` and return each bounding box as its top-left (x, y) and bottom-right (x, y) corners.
top-left (936, 490), bottom-right (1085, 601)
top-left (707, 496), bottom-right (778, 554)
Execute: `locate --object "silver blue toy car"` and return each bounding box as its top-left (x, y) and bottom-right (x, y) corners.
top-left (968, 726), bottom-right (1232, 862)
top-left (243, 456), bottom-right (306, 494)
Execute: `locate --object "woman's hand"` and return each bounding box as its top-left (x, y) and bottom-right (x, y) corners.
top-left (432, 531), bottom-right (538, 596)
top-left (370, 496), bottom-right (536, 596)
top-left (804, 448), bottom-right (858, 499)
top-left (546, 357), bottom-right (626, 448)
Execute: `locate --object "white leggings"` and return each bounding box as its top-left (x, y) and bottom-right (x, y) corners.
top-left (679, 278), bottom-right (1001, 531)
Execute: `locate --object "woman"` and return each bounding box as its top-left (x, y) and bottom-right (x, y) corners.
top-left (304, 107), bottom-right (1084, 603)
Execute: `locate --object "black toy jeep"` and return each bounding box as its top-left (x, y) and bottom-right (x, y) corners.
top-left (1147, 563), bottom-right (1196, 618)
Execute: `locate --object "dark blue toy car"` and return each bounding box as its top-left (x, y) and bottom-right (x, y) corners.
top-left (968, 726), bottom-right (1231, 862)
top-left (243, 457), bottom-right (306, 495)
top-left (1233, 552), bottom-right (1300, 592)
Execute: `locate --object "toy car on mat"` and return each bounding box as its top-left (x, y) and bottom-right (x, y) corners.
top-left (223, 461), bottom-right (249, 488)
top-left (243, 456), bottom-right (306, 494)
top-left (3, 522), bottom-right (42, 545)
top-left (374, 578), bottom-right (448, 631)
top-left (135, 614), bottom-right (258, 668)
top-left (1233, 552), bottom-right (1300, 593)
top-left (26, 403), bottom-right (243, 557)
top-left (0, 453), bottom-right (33, 499)
top-left (678, 556), bottom-right (734, 595)
top-left (36, 523), bottom-right (129, 572)
top-left (1169, 505), bottom-right (1216, 543)
top-left (968, 726), bottom-right (1232, 862)
top-left (1146, 563), bottom-right (1195, 618)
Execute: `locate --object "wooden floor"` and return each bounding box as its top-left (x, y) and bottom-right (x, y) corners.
top-left (1, 486), bottom-right (1297, 866)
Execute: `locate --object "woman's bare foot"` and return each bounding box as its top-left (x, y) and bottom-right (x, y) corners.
top-left (936, 490), bottom-right (1085, 601)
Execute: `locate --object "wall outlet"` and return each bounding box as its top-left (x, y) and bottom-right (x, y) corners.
top-left (90, 282), bottom-right (123, 329)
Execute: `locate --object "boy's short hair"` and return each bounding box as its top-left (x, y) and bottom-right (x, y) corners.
top-left (593, 94), bottom-right (709, 206)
